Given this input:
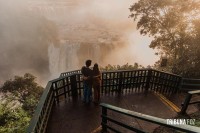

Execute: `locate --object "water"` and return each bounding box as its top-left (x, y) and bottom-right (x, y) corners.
top-left (48, 40), bottom-right (103, 78)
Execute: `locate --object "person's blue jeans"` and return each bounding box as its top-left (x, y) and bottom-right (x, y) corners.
top-left (83, 83), bottom-right (92, 103)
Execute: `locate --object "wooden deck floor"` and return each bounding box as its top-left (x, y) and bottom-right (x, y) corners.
top-left (46, 92), bottom-right (182, 133)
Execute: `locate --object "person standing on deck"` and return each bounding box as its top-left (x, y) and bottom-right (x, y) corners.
top-left (92, 63), bottom-right (101, 104)
top-left (81, 60), bottom-right (93, 103)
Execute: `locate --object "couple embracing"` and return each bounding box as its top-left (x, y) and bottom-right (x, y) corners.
top-left (81, 60), bottom-right (101, 104)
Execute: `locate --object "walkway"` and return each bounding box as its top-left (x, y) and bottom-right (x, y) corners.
top-left (46, 92), bottom-right (187, 133)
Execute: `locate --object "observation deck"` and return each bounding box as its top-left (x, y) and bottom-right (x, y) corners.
top-left (27, 69), bottom-right (200, 133)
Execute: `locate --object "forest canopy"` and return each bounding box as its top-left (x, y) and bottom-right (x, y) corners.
top-left (0, 73), bottom-right (43, 132)
top-left (130, 0), bottom-right (200, 78)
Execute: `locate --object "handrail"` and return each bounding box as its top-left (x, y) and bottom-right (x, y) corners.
top-left (181, 78), bottom-right (200, 91)
top-left (100, 103), bottom-right (200, 133)
top-left (27, 82), bottom-right (54, 133)
top-left (51, 73), bottom-right (78, 83)
top-left (180, 90), bottom-right (200, 114)
top-left (60, 69), bottom-right (81, 77)
top-left (27, 69), bottom-right (183, 132)
top-left (59, 68), bottom-right (181, 78)
top-left (183, 78), bottom-right (200, 81)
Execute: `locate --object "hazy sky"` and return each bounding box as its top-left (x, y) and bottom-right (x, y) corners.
top-left (0, 0), bottom-right (159, 85)
top-left (85, 0), bottom-right (159, 66)
top-left (63, 0), bottom-right (159, 66)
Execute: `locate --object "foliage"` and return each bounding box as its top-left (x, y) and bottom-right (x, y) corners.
top-left (0, 2), bottom-right (59, 81)
top-left (0, 99), bottom-right (30, 133)
top-left (101, 63), bottom-right (145, 71)
top-left (130, 0), bottom-right (200, 78)
top-left (195, 120), bottom-right (200, 127)
top-left (0, 73), bottom-right (43, 132)
top-left (1, 73), bottom-right (43, 115)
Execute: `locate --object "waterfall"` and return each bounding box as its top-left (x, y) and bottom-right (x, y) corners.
top-left (92, 43), bottom-right (101, 64)
top-left (48, 43), bottom-right (60, 78)
top-left (59, 41), bottom-right (80, 71)
top-left (48, 41), bottom-right (80, 78)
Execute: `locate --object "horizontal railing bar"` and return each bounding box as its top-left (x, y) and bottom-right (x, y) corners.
top-left (101, 123), bottom-right (122, 133)
top-left (43, 97), bottom-right (54, 131)
top-left (39, 92), bottom-right (54, 129)
top-left (181, 88), bottom-right (200, 91)
top-left (182, 84), bottom-right (200, 87)
top-left (189, 101), bottom-right (200, 105)
top-left (55, 85), bottom-right (72, 90)
top-left (56, 91), bottom-right (72, 97)
top-left (180, 90), bottom-right (200, 114)
top-left (152, 69), bottom-right (181, 77)
top-left (50, 73), bottom-right (77, 83)
top-left (102, 115), bottom-right (146, 133)
top-left (100, 103), bottom-right (200, 133)
top-left (61, 68), bottom-right (148, 75)
top-left (188, 90), bottom-right (200, 94)
top-left (27, 82), bottom-right (53, 133)
top-left (60, 69), bottom-right (81, 75)
top-left (183, 78), bottom-right (200, 82)
top-left (60, 68), bottom-right (181, 78)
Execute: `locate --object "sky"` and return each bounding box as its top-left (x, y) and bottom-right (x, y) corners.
top-left (0, 0), bottom-right (159, 85)
top-left (85, 0), bottom-right (159, 66)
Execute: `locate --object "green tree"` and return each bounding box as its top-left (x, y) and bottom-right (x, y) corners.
top-left (130, 0), bottom-right (200, 77)
top-left (102, 63), bottom-right (144, 71)
top-left (0, 98), bottom-right (30, 133)
top-left (1, 73), bottom-right (43, 115)
top-left (0, 73), bottom-right (43, 132)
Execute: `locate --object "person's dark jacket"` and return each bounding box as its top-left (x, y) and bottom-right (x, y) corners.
top-left (81, 66), bottom-right (93, 86)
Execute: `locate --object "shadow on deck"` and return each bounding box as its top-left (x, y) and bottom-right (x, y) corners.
top-left (47, 92), bottom-right (181, 133)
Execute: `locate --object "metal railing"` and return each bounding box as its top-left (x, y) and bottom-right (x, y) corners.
top-left (27, 69), bottom-right (183, 133)
top-left (100, 103), bottom-right (200, 133)
top-left (27, 82), bottom-right (54, 133)
top-left (60, 69), bottom-right (81, 77)
top-left (180, 90), bottom-right (200, 114)
top-left (181, 78), bottom-right (200, 91)
top-left (179, 78), bottom-right (200, 114)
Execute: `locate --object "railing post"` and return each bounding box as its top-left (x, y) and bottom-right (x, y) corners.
top-left (175, 77), bottom-right (182, 93)
top-left (118, 72), bottom-right (123, 93)
top-left (145, 69), bottom-right (152, 94)
top-left (180, 94), bottom-right (192, 114)
top-left (70, 74), bottom-right (78, 98)
top-left (101, 106), bottom-right (107, 132)
top-left (54, 83), bottom-right (59, 103)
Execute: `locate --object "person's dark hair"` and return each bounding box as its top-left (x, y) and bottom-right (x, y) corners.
top-left (93, 63), bottom-right (100, 75)
top-left (85, 60), bottom-right (92, 67)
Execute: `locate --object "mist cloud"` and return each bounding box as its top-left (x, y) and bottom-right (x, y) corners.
top-left (0, 0), bottom-right (157, 85)
top-left (0, 0), bottom-right (58, 84)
